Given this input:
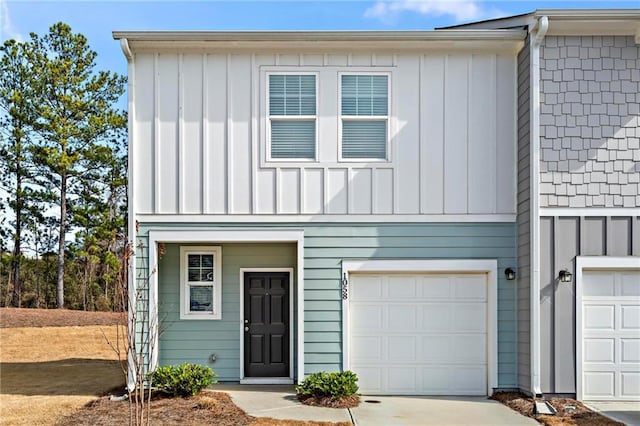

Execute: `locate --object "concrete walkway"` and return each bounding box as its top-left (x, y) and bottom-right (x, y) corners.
top-left (586, 401), bottom-right (640, 426)
top-left (212, 384), bottom-right (352, 423)
top-left (212, 384), bottom-right (536, 425)
top-left (351, 395), bottom-right (537, 425)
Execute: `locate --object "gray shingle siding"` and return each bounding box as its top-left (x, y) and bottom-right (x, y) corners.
top-left (539, 36), bottom-right (640, 208)
top-left (516, 37), bottom-right (531, 393)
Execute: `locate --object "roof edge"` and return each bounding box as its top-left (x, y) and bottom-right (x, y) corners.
top-left (112, 29), bottom-right (526, 42)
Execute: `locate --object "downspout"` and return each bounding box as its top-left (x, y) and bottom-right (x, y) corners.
top-left (530, 15), bottom-right (548, 397)
top-left (120, 37), bottom-right (137, 391)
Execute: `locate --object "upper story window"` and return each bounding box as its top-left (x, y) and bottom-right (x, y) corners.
top-left (268, 74), bottom-right (317, 161)
top-left (180, 246), bottom-right (222, 320)
top-left (340, 74), bottom-right (389, 161)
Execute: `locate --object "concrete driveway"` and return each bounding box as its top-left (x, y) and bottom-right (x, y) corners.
top-left (585, 401), bottom-right (640, 426)
top-left (351, 395), bottom-right (537, 425)
top-left (213, 384), bottom-right (536, 425)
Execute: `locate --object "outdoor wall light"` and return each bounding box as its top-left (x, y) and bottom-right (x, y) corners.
top-left (505, 268), bottom-right (516, 280)
top-left (559, 269), bottom-right (573, 283)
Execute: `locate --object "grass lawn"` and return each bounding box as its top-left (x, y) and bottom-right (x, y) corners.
top-left (0, 309), bottom-right (126, 426)
top-left (0, 308), bottom-right (350, 426)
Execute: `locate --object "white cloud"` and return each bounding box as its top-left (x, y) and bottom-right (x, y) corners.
top-left (1, 0), bottom-right (24, 42)
top-left (365, 0), bottom-right (502, 24)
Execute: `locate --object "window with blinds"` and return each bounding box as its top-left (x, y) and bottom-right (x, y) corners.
top-left (340, 74), bottom-right (389, 160)
top-left (268, 74), bottom-right (317, 160)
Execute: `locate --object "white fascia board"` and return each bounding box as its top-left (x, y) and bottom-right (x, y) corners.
top-left (534, 9), bottom-right (640, 19)
top-left (135, 214), bottom-right (517, 223)
top-left (113, 29), bottom-right (526, 42)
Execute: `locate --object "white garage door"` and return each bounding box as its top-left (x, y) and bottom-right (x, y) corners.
top-left (349, 273), bottom-right (488, 395)
top-left (582, 270), bottom-right (640, 401)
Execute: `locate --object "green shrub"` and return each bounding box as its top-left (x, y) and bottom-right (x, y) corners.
top-left (150, 363), bottom-right (217, 397)
top-left (295, 371), bottom-right (359, 400)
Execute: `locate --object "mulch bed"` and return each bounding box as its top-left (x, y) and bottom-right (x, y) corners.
top-left (57, 391), bottom-right (352, 426)
top-left (491, 392), bottom-right (623, 426)
top-left (298, 394), bottom-right (360, 409)
top-left (0, 307), bottom-right (126, 328)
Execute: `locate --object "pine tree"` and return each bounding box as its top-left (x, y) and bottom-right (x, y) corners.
top-left (27, 23), bottom-right (126, 308)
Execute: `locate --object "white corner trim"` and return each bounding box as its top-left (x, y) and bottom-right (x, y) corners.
top-left (239, 268), bottom-right (295, 384)
top-left (539, 208), bottom-right (640, 217)
top-left (341, 259), bottom-right (498, 396)
top-left (575, 256), bottom-right (640, 401)
top-left (146, 228), bottom-right (305, 376)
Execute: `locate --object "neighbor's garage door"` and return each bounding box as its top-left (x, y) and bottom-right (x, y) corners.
top-left (349, 273), bottom-right (488, 395)
top-left (582, 270), bottom-right (640, 401)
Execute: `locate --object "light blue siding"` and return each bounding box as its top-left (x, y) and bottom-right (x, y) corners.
top-left (157, 242), bottom-right (296, 381)
top-left (136, 222), bottom-right (518, 387)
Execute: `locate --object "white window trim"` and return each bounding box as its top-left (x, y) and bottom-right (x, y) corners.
top-left (338, 71), bottom-right (392, 162)
top-left (179, 246), bottom-right (222, 320)
top-left (266, 71), bottom-right (319, 163)
top-left (146, 229), bottom-right (305, 382)
top-left (341, 259), bottom-right (498, 396)
top-left (239, 268), bottom-right (295, 384)
top-left (575, 256), bottom-right (640, 401)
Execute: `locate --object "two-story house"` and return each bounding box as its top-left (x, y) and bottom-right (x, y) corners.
top-left (113, 8), bottom-right (639, 400)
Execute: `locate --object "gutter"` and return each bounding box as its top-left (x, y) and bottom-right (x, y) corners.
top-left (112, 29), bottom-right (526, 42)
top-left (530, 15), bottom-right (548, 398)
top-left (119, 37), bottom-right (136, 391)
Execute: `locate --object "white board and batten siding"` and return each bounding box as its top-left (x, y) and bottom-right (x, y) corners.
top-left (132, 51), bottom-right (517, 217)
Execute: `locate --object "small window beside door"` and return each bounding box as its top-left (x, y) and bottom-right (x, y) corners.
top-left (180, 246), bottom-right (222, 320)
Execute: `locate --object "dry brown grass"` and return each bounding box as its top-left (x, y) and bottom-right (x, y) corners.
top-left (0, 309), bottom-right (350, 426)
top-left (0, 310), bottom-right (126, 426)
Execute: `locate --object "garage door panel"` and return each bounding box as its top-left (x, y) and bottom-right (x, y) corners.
top-left (584, 372), bottom-right (615, 398)
top-left (621, 305), bottom-right (640, 329)
top-left (584, 305), bottom-right (615, 330)
top-left (422, 305), bottom-right (451, 331)
top-left (420, 276), bottom-right (450, 299)
top-left (453, 276), bottom-right (487, 301)
top-left (583, 272), bottom-right (615, 296)
top-left (451, 335), bottom-right (487, 363)
top-left (389, 336), bottom-right (417, 362)
top-left (350, 273), bottom-right (488, 395)
top-left (351, 305), bottom-right (383, 329)
top-left (621, 372), bottom-right (640, 398)
top-left (584, 338), bottom-right (615, 363)
top-left (357, 367), bottom-right (382, 393)
top-left (451, 367), bottom-right (487, 395)
top-left (453, 304), bottom-right (487, 332)
top-left (391, 276), bottom-right (418, 298)
top-left (351, 336), bottom-right (382, 362)
top-left (621, 274), bottom-right (640, 296)
top-left (388, 305), bottom-right (417, 330)
top-left (351, 276), bottom-right (383, 300)
top-left (621, 339), bottom-right (640, 363)
top-left (387, 367), bottom-right (418, 392)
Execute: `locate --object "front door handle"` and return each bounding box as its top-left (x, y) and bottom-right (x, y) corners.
top-left (244, 326), bottom-right (249, 332)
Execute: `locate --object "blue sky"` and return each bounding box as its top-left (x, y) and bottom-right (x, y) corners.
top-left (2, 0), bottom-right (638, 107)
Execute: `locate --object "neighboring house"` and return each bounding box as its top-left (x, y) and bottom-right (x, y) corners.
top-left (448, 9), bottom-right (640, 401)
top-left (113, 8), bottom-right (639, 400)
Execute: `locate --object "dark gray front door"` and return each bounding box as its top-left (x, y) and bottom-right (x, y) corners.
top-left (244, 272), bottom-right (290, 378)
